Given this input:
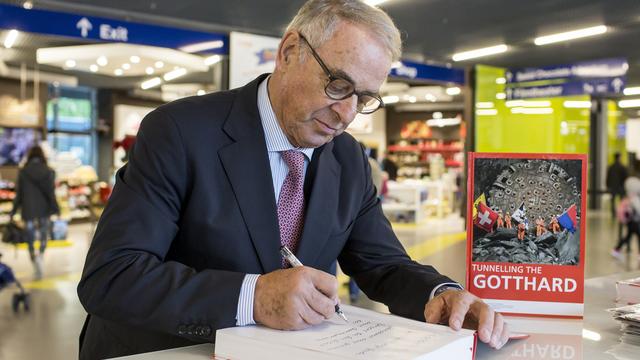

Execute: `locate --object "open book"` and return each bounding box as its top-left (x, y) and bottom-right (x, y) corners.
top-left (214, 305), bottom-right (476, 360)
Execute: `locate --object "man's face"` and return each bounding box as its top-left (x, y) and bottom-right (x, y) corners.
top-left (273, 22), bottom-right (391, 148)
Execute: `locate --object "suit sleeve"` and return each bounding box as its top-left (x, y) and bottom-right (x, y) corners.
top-left (77, 109), bottom-right (245, 342)
top-left (338, 148), bottom-right (456, 322)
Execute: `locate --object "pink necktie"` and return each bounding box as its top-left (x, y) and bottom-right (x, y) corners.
top-left (278, 150), bottom-right (306, 267)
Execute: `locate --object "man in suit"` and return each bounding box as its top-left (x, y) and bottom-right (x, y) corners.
top-left (77, 1), bottom-right (509, 358)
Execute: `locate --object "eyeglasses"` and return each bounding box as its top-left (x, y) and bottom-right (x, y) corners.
top-left (299, 34), bottom-right (384, 114)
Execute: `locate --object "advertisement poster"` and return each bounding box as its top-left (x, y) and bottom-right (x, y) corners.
top-left (229, 31), bottom-right (281, 89)
top-left (466, 153), bottom-right (587, 318)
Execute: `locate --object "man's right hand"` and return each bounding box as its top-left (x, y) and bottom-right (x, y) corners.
top-left (253, 266), bottom-right (339, 330)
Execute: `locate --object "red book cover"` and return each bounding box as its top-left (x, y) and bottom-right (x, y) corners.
top-left (465, 152), bottom-right (587, 318)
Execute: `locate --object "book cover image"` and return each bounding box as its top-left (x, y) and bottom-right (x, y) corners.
top-left (466, 153), bottom-right (587, 318)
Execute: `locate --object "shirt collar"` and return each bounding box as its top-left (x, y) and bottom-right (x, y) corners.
top-left (257, 76), bottom-right (314, 161)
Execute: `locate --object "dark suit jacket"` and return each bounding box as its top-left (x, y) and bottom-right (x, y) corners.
top-left (77, 74), bottom-right (455, 359)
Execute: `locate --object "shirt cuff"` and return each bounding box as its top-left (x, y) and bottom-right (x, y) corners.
top-left (236, 274), bottom-right (260, 326)
top-left (429, 282), bottom-right (463, 300)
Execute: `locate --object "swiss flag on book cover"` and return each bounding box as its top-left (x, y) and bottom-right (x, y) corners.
top-left (474, 202), bottom-right (498, 232)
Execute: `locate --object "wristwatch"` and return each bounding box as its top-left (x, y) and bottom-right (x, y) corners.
top-left (433, 284), bottom-right (464, 298)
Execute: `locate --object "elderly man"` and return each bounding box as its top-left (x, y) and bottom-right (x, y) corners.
top-left (77, 1), bottom-right (508, 358)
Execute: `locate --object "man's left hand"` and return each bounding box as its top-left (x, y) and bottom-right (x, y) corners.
top-left (424, 289), bottom-right (509, 349)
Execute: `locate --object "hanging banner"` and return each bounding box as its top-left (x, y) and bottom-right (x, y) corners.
top-left (506, 77), bottom-right (626, 100)
top-left (229, 32), bottom-right (280, 89)
top-left (506, 58), bottom-right (628, 83)
top-left (390, 60), bottom-right (465, 85)
top-left (0, 4), bottom-right (227, 53)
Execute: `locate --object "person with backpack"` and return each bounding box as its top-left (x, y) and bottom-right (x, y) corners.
top-left (611, 176), bottom-right (640, 259)
top-left (10, 145), bottom-right (59, 279)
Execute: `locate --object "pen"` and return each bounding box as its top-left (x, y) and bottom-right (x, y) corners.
top-left (279, 245), bottom-right (349, 323)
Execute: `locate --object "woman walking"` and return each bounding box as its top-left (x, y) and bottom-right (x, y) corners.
top-left (10, 145), bottom-right (59, 279)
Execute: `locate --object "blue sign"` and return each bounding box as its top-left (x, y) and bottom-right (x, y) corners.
top-left (506, 77), bottom-right (626, 100)
top-left (506, 58), bottom-right (628, 83)
top-left (0, 4), bottom-right (228, 54)
top-left (389, 60), bottom-right (465, 85)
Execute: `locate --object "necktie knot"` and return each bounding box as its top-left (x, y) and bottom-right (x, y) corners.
top-left (281, 150), bottom-right (305, 174)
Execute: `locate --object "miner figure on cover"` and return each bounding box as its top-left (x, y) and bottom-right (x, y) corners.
top-left (505, 211), bottom-right (512, 229)
top-left (548, 215), bottom-right (560, 234)
top-left (517, 222), bottom-right (526, 240)
top-left (535, 217), bottom-right (547, 237)
top-left (496, 210), bottom-right (504, 228)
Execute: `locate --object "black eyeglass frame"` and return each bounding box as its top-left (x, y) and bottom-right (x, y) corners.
top-left (298, 34), bottom-right (384, 114)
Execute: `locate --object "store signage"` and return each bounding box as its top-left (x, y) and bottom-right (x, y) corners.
top-left (390, 60), bottom-right (465, 85)
top-left (506, 77), bottom-right (626, 100)
top-left (0, 4), bottom-right (227, 54)
top-left (506, 58), bottom-right (628, 83)
top-left (229, 32), bottom-right (281, 89)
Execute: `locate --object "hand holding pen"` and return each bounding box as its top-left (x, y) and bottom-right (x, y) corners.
top-left (252, 247), bottom-right (347, 330)
top-left (280, 246), bottom-right (348, 322)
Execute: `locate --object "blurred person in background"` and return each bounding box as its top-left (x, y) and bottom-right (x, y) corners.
top-left (607, 152), bottom-right (628, 218)
top-left (10, 145), bottom-right (59, 279)
top-left (611, 176), bottom-right (640, 260)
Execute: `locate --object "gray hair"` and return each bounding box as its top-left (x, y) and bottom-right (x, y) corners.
top-left (286, 0), bottom-right (402, 62)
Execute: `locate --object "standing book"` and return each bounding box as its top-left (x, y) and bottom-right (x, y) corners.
top-left (466, 153), bottom-right (587, 318)
top-left (214, 305), bottom-right (476, 359)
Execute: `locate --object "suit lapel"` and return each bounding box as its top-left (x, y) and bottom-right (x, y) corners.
top-left (296, 141), bottom-right (341, 266)
top-left (218, 74), bottom-right (281, 273)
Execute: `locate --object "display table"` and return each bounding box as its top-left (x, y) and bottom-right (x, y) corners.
top-left (113, 271), bottom-right (640, 360)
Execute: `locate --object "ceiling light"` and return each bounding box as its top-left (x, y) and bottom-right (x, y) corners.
top-left (130, 56), bottom-right (140, 64)
top-left (197, 90), bottom-right (206, 96)
top-left (141, 77), bottom-right (162, 90)
top-left (563, 101), bottom-right (591, 109)
top-left (145, 67), bottom-right (155, 75)
top-left (534, 25), bottom-right (607, 46)
top-left (114, 69), bottom-right (123, 76)
top-left (495, 77), bottom-right (506, 84)
top-left (4, 29), bottom-right (19, 49)
top-left (619, 99), bottom-right (640, 108)
top-left (155, 61), bottom-right (164, 69)
top-left (476, 102), bottom-right (494, 109)
top-left (179, 40), bottom-right (225, 53)
top-left (163, 67), bottom-right (187, 81)
top-left (433, 112), bottom-right (443, 119)
top-left (476, 109), bottom-right (498, 116)
top-left (204, 55), bottom-right (222, 66)
top-left (623, 86), bottom-right (640, 96)
top-left (97, 56), bottom-right (108, 66)
top-left (511, 107), bottom-right (553, 114)
top-left (452, 44), bottom-right (508, 62)
top-left (122, 63), bottom-right (131, 70)
top-left (64, 59), bottom-right (76, 68)
top-left (23, 1), bottom-right (33, 9)
top-left (408, 96), bottom-right (417, 103)
top-left (382, 95), bottom-right (399, 104)
top-left (364, 0), bottom-right (388, 6)
top-left (89, 64), bottom-right (99, 73)
top-left (496, 93), bottom-right (506, 100)
top-left (425, 94), bottom-right (437, 102)
top-left (446, 87), bottom-right (461, 96)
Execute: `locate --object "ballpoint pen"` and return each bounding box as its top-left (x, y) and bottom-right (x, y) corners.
top-left (279, 245), bottom-right (349, 323)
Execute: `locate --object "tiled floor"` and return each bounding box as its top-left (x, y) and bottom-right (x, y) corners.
top-left (0, 209), bottom-right (637, 359)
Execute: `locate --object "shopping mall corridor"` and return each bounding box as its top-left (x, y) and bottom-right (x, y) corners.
top-left (0, 210), bottom-right (638, 360)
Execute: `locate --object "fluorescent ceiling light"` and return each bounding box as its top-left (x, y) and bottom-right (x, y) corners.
top-left (476, 109), bottom-right (498, 116)
top-left (433, 112), bottom-right (443, 119)
top-left (495, 77), bottom-right (506, 84)
top-left (197, 90), bottom-right (206, 96)
top-left (511, 107), bottom-right (553, 115)
top-left (446, 87), bottom-right (461, 96)
top-left (496, 93), bottom-right (506, 100)
top-left (534, 25), bottom-right (607, 46)
top-left (141, 77), bottom-right (162, 90)
top-left (364, 0), bottom-right (388, 6)
top-left (204, 55), bottom-right (222, 66)
top-left (452, 44), bottom-right (508, 62)
top-left (145, 67), bottom-right (155, 75)
top-left (382, 95), bottom-right (399, 104)
top-left (114, 69), bottom-right (123, 76)
top-left (122, 63), bottom-right (130, 70)
top-left (64, 59), bottom-right (76, 68)
top-left (89, 64), bottom-right (99, 73)
top-left (130, 56), bottom-right (140, 64)
top-left (155, 61), bottom-right (164, 69)
top-left (408, 96), bottom-right (417, 103)
top-left (619, 99), bottom-right (640, 108)
top-left (623, 86), bottom-right (640, 96)
top-left (4, 29), bottom-right (19, 49)
top-left (96, 56), bottom-right (108, 66)
top-left (563, 101), bottom-right (591, 109)
top-left (163, 67), bottom-right (187, 81)
top-left (23, 1), bottom-right (33, 10)
top-left (476, 101), bottom-right (494, 109)
top-left (179, 40), bottom-right (224, 53)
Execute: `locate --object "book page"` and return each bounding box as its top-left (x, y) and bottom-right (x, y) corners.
top-left (225, 305), bottom-right (472, 360)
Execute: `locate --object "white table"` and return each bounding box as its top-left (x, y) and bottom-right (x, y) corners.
top-left (115, 272), bottom-right (640, 360)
